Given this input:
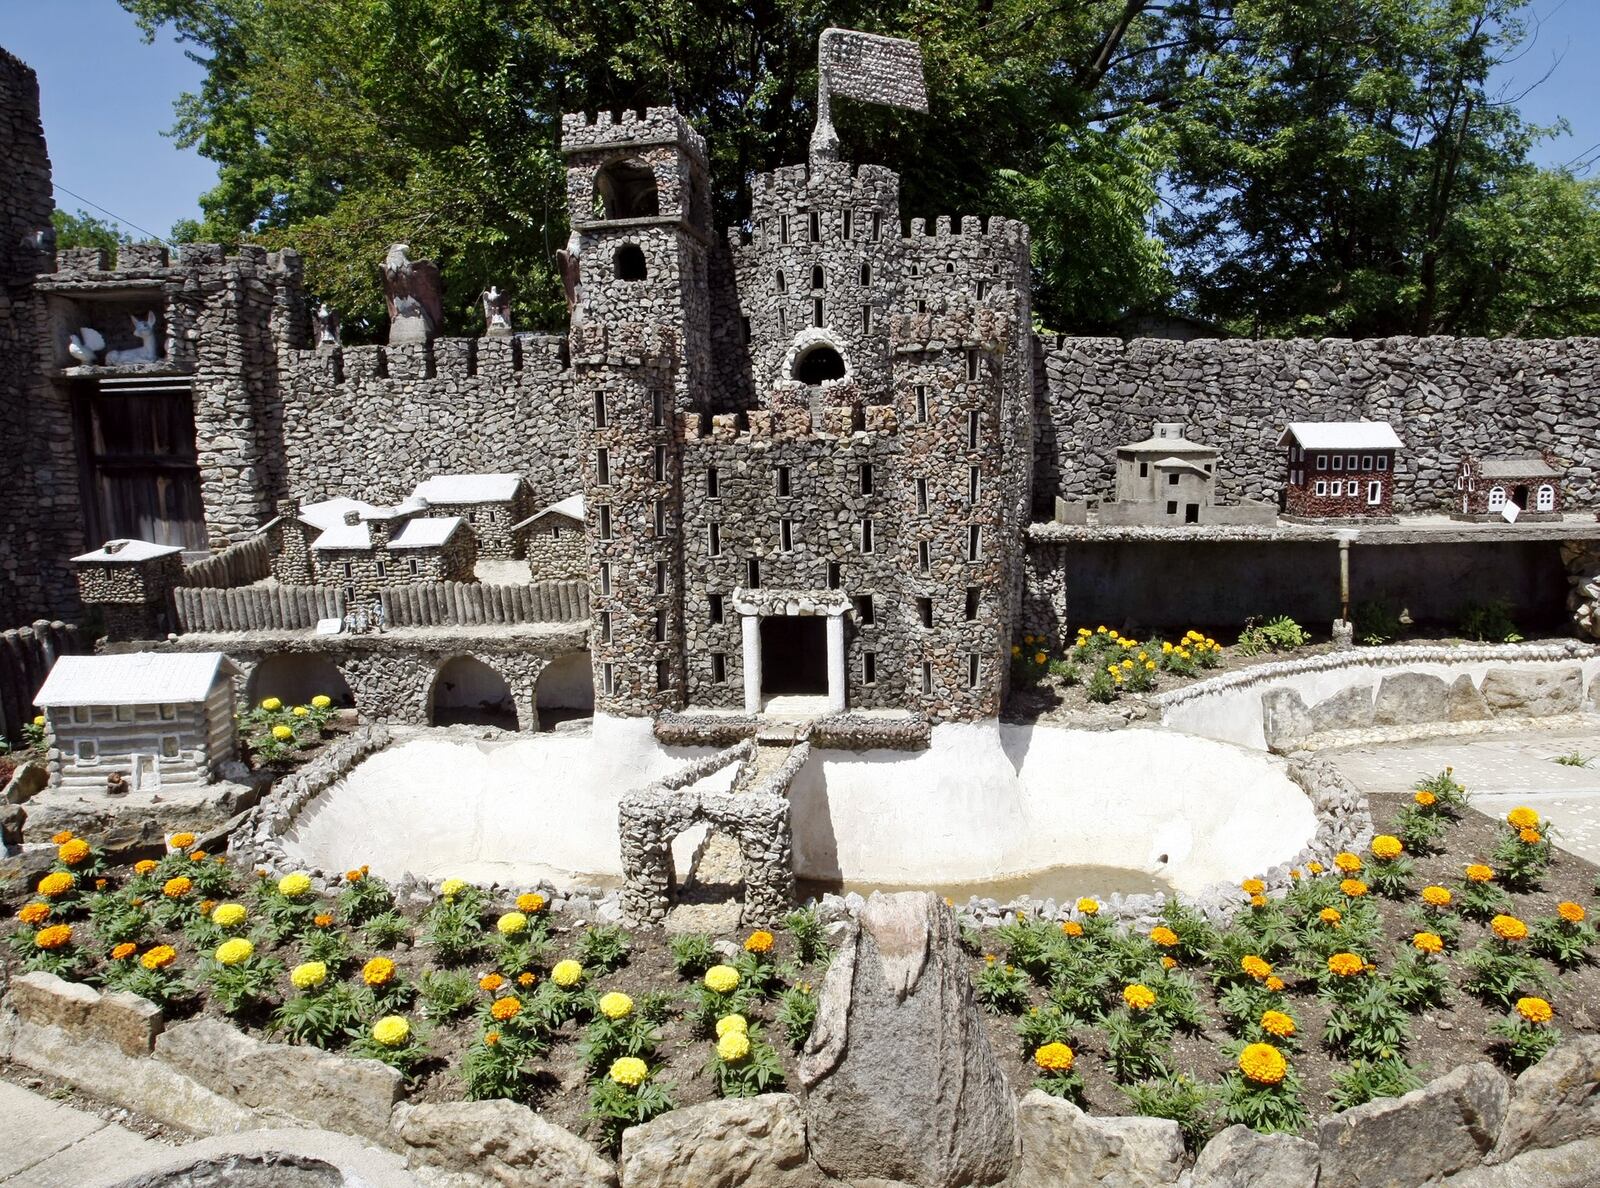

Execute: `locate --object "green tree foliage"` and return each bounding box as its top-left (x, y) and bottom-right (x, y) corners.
top-left (121, 0), bottom-right (1600, 340)
top-left (52, 208), bottom-right (131, 251)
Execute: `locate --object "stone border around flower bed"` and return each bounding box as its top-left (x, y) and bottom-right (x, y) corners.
top-left (6, 969), bottom-right (1600, 1188)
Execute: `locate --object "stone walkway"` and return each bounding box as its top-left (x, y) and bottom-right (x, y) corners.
top-left (0, 1079), bottom-right (161, 1186)
top-left (1326, 728), bottom-right (1600, 864)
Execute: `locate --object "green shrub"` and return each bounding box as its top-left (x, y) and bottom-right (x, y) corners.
top-left (1457, 599), bottom-right (1522, 642)
top-left (1236, 615), bottom-right (1308, 656)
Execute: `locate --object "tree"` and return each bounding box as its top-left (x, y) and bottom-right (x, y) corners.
top-left (52, 208), bottom-right (131, 252)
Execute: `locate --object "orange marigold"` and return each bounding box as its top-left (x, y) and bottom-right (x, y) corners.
top-left (1319, 907), bottom-right (1343, 926)
top-left (1122, 983), bottom-right (1157, 1011)
top-left (1260, 1010), bottom-right (1296, 1038)
top-left (744, 930), bottom-right (775, 954)
top-left (1241, 955), bottom-right (1272, 981)
top-left (479, 973), bottom-right (505, 992)
top-left (517, 972), bottom-right (536, 987)
top-left (1557, 902), bottom-right (1586, 924)
top-left (1465, 864), bottom-right (1494, 883)
top-left (1413, 932), bottom-right (1444, 954)
top-left (1340, 879), bottom-right (1369, 898)
top-left (1414, 790), bottom-right (1437, 807)
top-left (1250, 894), bottom-right (1268, 908)
top-left (362, 956), bottom-right (397, 986)
top-left (1160, 956), bottom-right (1177, 970)
top-left (50, 830), bottom-right (75, 845)
top-left (1491, 915), bottom-right (1529, 942)
top-left (1307, 861), bottom-right (1325, 875)
top-left (38, 871), bottom-right (74, 897)
top-left (141, 944), bottom-right (177, 970)
top-left (57, 839), bottom-right (91, 866)
top-left (134, 860), bottom-right (157, 875)
top-left (162, 876), bottom-right (193, 899)
top-left (169, 832), bottom-right (197, 850)
top-left (1060, 921), bottom-right (1084, 938)
top-left (1238, 1042), bottom-right (1288, 1086)
top-left (1334, 852), bottom-right (1363, 874)
top-left (313, 914), bottom-right (333, 928)
top-left (1241, 878), bottom-right (1266, 895)
top-left (1515, 997), bottom-right (1554, 1024)
top-left (1265, 976), bottom-right (1286, 992)
top-left (490, 996), bottom-right (522, 1021)
top-left (1506, 807), bottom-right (1540, 830)
top-left (515, 892), bottom-right (545, 913)
top-left (17, 902), bottom-right (50, 926)
top-left (1033, 1042), bottom-right (1075, 1072)
top-left (1519, 828), bottom-right (1542, 845)
top-left (1328, 952), bottom-right (1365, 978)
top-left (1371, 835), bottom-right (1404, 860)
top-left (34, 924), bottom-right (72, 950)
top-left (1421, 885), bottom-right (1453, 907)
top-left (111, 942), bottom-right (137, 960)
top-left (1149, 926), bottom-right (1179, 947)
top-left (483, 1031), bottom-right (500, 1046)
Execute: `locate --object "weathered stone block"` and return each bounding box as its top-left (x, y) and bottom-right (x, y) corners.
top-left (1480, 668), bottom-right (1583, 717)
top-left (1372, 672), bottom-right (1451, 726)
top-left (10, 970), bottom-right (98, 1032)
top-left (1310, 684), bottom-right (1376, 733)
top-left (1487, 1035), bottom-right (1600, 1164)
top-left (1447, 674), bottom-right (1492, 721)
top-left (1191, 1124), bottom-right (1318, 1188)
top-left (1012, 1090), bottom-right (1185, 1188)
top-left (95, 988), bottom-right (165, 1056)
top-left (392, 1099), bottom-right (615, 1188)
top-left (1262, 688), bottom-right (1312, 748)
top-left (620, 1093), bottom-right (818, 1188)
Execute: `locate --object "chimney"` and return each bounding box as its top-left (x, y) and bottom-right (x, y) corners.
top-left (343, 510), bottom-right (362, 526)
top-left (367, 515), bottom-right (392, 550)
top-left (1153, 422), bottom-right (1186, 442)
top-left (277, 497), bottom-right (301, 519)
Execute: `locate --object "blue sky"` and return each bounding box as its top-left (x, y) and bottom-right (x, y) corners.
top-left (4, 0), bottom-right (1597, 241)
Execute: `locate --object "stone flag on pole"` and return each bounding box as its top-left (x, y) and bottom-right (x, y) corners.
top-left (810, 28), bottom-right (928, 164)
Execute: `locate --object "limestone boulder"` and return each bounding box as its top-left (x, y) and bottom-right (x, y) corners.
top-left (392, 1099), bottom-right (616, 1188)
top-left (799, 891), bottom-right (1015, 1188)
top-left (1486, 1035), bottom-right (1600, 1164)
top-left (1309, 684), bottom-right (1376, 734)
top-left (1447, 675), bottom-right (1492, 721)
top-left (1480, 668), bottom-right (1583, 718)
top-left (10, 970), bottom-right (98, 1032)
top-left (95, 989), bottom-right (165, 1056)
top-left (1442, 1135), bottom-right (1600, 1187)
top-left (1372, 672), bottom-right (1451, 726)
top-left (1190, 1124), bottom-right (1318, 1188)
top-left (1318, 1062), bottom-right (1509, 1188)
top-left (1261, 688), bottom-right (1312, 749)
top-left (620, 1093), bottom-right (818, 1188)
top-left (1012, 1091), bottom-right (1185, 1188)
top-left (156, 1017), bottom-right (402, 1140)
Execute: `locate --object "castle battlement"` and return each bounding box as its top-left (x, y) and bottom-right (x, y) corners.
top-left (675, 392), bottom-right (899, 445)
top-left (280, 334), bottom-right (570, 387)
top-left (561, 107), bottom-right (707, 165)
top-left (569, 320), bottom-right (679, 367)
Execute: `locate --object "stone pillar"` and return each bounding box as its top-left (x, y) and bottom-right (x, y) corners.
top-left (742, 613), bottom-right (762, 713)
top-left (826, 611), bottom-right (846, 713)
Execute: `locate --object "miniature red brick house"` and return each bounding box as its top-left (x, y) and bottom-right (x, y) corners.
top-left (1452, 456), bottom-right (1563, 521)
top-left (1277, 422), bottom-right (1402, 519)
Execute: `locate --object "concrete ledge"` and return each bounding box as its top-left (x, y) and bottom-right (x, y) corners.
top-left (85, 1128), bottom-right (424, 1188)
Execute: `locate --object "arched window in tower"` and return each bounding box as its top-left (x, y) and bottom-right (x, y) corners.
top-left (613, 244), bottom-right (647, 281)
top-left (794, 344), bottom-right (846, 385)
top-left (593, 157), bottom-right (660, 219)
top-left (811, 265), bottom-right (825, 290)
top-left (775, 270), bottom-right (786, 294)
top-left (859, 262), bottom-right (871, 286)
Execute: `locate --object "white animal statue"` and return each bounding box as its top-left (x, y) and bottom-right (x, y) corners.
top-left (105, 311), bottom-right (161, 365)
top-left (67, 327), bottom-right (104, 365)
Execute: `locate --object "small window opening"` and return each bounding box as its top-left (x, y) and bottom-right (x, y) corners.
top-left (808, 211), bottom-right (820, 241)
top-left (863, 652), bottom-right (877, 685)
top-left (871, 212), bottom-right (883, 241)
top-left (596, 447), bottom-right (610, 485)
top-left (860, 304), bottom-right (871, 333)
top-left (654, 613), bottom-right (667, 642)
top-left (920, 661), bottom-right (932, 694)
top-left (776, 466), bottom-right (791, 497)
top-left (965, 587), bottom-right (979, 620)
top-left (598, 505), bottom-right (612, 539)
top-left (613, 243), bottom-right (647, 281)
top-left (594, 391), bottom-right (607, 427)
top-left (811, 265), bottom-right (825, 290)
top-left (855, 594), bottom-right (875, 624)
top-left (653, 444), bottom-right (666, 481)
top-left (775, 270), bottom-right (786, 294)
top-left (860, 463), bottom-right (874, 495)
top-left (966, 411), bottom-right (979, 450)
top-left (918, 541), bottom-right (931, 573)
top-left (747, 557), bottom-right (761, 587)
top-left (653, 500), bottom-right (666, 536)
top-left (652, 392), bottom-right (664, 427)
top-left (917, 596), bottom-right (933, 628)
top-left (711, 653), bottom-right (727, 683)
top-left (603, 663), bottom-right (616, 695)
top-left (594, 157), bottom-right (659, 218)
top-left (779, 519), bottom-right (793, 551)
top-left (706, 466), bottom-right (720, 497)
top-left (708, 523), bottom-right (722, 556)
top-left (916, 477), bottom-right (928, 513)
top-left (655, 559), bottom-right (667, 594)
top-left (812, 297), bottom-right (824, 327)
top-left (860, 518), bottom-right (874, 553)
top-left (967, 653), bottom-right (980, 689)
top-left (600, 610), bottom-right (613, 643)
top-left (967, 525), bottom-right (981, 561)
top-left (826, 561), bottom-right (841, 589)
top-left (966, 349), bottom-right (979, 381)
top-left (656, 659), bottom-right (670, 692)
top-left (709, 593), bottom-right (724, 624)
top-left (969, 467), bottom-right (980, 503)
top-left (859, 262), bottom-right (870, 285)
top-left (780, 214), bottom-right (790, 244)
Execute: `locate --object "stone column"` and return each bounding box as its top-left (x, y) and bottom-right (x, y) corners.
top-left (826, 611), bottom-right (846, 713)
top-left (742, 613), bottom-right (762, 713)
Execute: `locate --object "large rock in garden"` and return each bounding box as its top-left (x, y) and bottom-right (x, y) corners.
top-left (1480, 668), bottom-right (1583, 718)
top-left (1012, 1090), bottom-right (1184, 1188)
top-left (1441, 1135), bottom-right (1600, 1187)
top-left (1261, 688), bottom-right (1312, 749)
top-left (1310, 685), bottom-right (1376, 734)
top-left (1372, 673), bottom-right (1451, 727)
top-left (155, 1017), bottom-right (402, 1141)
top-left (1447, 675), bottom-right (1492, 721)
top-left (1190, 1124), bottom-right (1318, 1188)
top-left (620, 1093), bottom-right (819, 1188)
top-left (393, 1100), bottom-right (615, 1188)
top-left (1318, 1062), bottom-right (1509, 1188)
top-left (1486, 1035), bottom-right (1600, 1164)
top-left (799, 891), bottom-right (1015, 1188)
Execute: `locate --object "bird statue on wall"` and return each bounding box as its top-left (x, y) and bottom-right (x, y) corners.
top-left (381, 243), bottom-right (444, 345)
top-left (68, 326), bottom-right (104, 365)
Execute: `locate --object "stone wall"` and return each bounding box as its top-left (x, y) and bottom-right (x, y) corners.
top-left (1036, 336), bottom-right (1600, 518)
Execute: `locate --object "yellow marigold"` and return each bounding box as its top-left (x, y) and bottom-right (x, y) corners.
top-left (141, 944), bottom-right (176, 970)
top-left (1506, 807), bottom-right (1540, 830)
top-left (1413, 932), bottom-right (1444, 954)
top-left (17, 902), bottom-right (50, 925)
top-left (1319, 908), bottom-right (1343, 925)
top-left (216, 938), bottom-right (254, 966)
top-left (1519, 828), bottom-right (1542, 845)
top-left (311, 695), bottom-right (332, 709)
top-left (191, 851), bottom-right (208, 862)
top-left (516, 893), bottom-right (545, 913)
top-left (372, 1016), bottom-right (410, 1046)
top-left (1260, 1010), bottom-right (1296, 1038)
top-left (270, 725), bottom-right (294, 741)
top-left (609, 1057), bottom-right (648, 1087)
top-left (599, 992), bottom-right (634, 1020)
top-left (111, 942), bottom-right (137, 960)
top-left (440, 878), bottom-right (468, 899)
top-left (490, 996), bottom-right (522, 1021)
top-left (162, 876), bottom-right (193, 899)
top-left (1241, 878), bottom-right (1266, 895)
top-left (1341, 879), bottom-right (1369, 898)
top-left (313, 913), bottom-right (333, 928)
top-left (50, 830), bottom-right (75, 845)
top-left (1265, 976), bottom-right (1285, 992)
top-left (517, 972), bottom-right (536, 987)
top-left (291, 961), bottom-right (328, 989)
top-left (1149, 926), bottom-right (1179, 947)
top-left (1238, 1042), bottom-right (1288, 1086)
top-left (38, 871), bottom-right (74, 897)
top-left (1491, 915), bottom-right (1528, 942)
top-left (1371, 835), bottom-right (1404, 860)
top-left (57, 838), bottom-right (91, 866)
top-left (1075, 897), bottom-right (1099, 916)
top-left (1414, 789), bottom-right (1437, 807)
top-left (717, 1030), bottom-right (752, 1063)
top-left (1465, 864), bottom-right (1494, 883)
top-left (211, 902), bottom-right (248, 927)
top-left (1421, 885), bottom-right (1452, 907)
top-left (1123, 984), bottom-right (1156, 1011)
top-left (1307, 861), bottom-right (1325, 875)
top-left (1250, 895), bottom-right (1268, 908)
top-left (260, 697), bottom-right (282, 712)
top-left (1240, 955), bottom-right (1272, 981)
top-left (704, 964), bottom-right (740, 993)
top-left (552, 960), bottom-right (584, 988)
top-left (496, 911), bottom-right (528, 935)
top-left (134, 859), bottom-right (158, 875)
top-left (716, 1014), bottom-right (749, 1037)
top-left (292, 706), bottom-right (309, 718)
top-left (1033, 1042), bottom-right (1075, 1072)
top-left (483, 1030), bottom-right (500, 1046)
top-left (277, 872), bottom-right (312, 898)
top-left (1328, 952), bottom-right (1365, 978)
top-left (1334, 852), bottom-right (1362, 874)
top-left (1060, 921), bottom-right (1084, 937)
top-left (744, 929), bottom-right (775, 953)
top-left (479, 973), bottom-right (505, 992)
top-left (1557, 901), bottom-right (1586, 924)
top-left (1160, 955), bottom-right (1177, 970)
top-left (169, 832), bottom-right (197, 850)
top-left (34, 924), bottom-right (72, 950)
top-left (1515, 997), bottom-right (1554, 1025)
top-left (363, 957), bottom-right (397, 986)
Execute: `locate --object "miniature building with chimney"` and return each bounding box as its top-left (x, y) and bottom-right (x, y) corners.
top-left (311, 505), bottom-right (476, 601)
top-left (1452, 456), bottom-right (1563, 521)
top-left (515, 493), bottom-right (586, 581)
top-left (33, 651), bottom-right (237, 792)
top-left (1105, 423), bottom-right (1217, 525)
top-left (409, 474), bottom-right (530, 558)
top-left (1278, 422), bottom-right (1402, 520)
top-left (71, 538), bottom-right (184, 641)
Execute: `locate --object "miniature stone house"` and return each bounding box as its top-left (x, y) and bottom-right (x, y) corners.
top-left (515, 494), bottom-right (586, 581)
top-left (311, 507), bottom-right (476, 602)
top-left (1279, 422), bottom-right (1402, 520)
top-left (71, 538), bottom-right (184, 641)
top-left (409, 474), bottom-right (530, 558)
top-left (1104, 423), bottom-right (1217, 525)
top-left (1453, 456), bottom-right (1563, 521)
top-left (33, 651), bottom-right (237, 792)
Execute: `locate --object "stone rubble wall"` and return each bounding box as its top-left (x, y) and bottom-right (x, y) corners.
top-left (1562, 540), bottom-right (1600, 639)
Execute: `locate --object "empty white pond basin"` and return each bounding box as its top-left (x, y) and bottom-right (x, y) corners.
top-left (282, 718), bottom-right (1316, 899)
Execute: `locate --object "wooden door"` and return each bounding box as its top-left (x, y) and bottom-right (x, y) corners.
top-left (74, 377), bottom-right (207, 549)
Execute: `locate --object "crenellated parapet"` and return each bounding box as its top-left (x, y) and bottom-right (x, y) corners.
top-left (569, 320), bottom-right (679, 369)
top-left (561, 107), bottom-right (708, 166)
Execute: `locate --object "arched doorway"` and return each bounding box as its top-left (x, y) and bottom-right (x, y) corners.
top-left (793, 344), bottom-right (846, 385)
top-left (535, 652), bottom-right (594, 731)
top-left (245, 654), bottom-right (354, 711)
top-left (429, 656), bottom-right (517, 730)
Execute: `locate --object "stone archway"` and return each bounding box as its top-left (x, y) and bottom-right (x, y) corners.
top-left (535, 651), bottom-right (594, 731)
top-left (429, 655), bottom-right (518, 730)
top-left (244, 653), bottom-right (354, 710)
